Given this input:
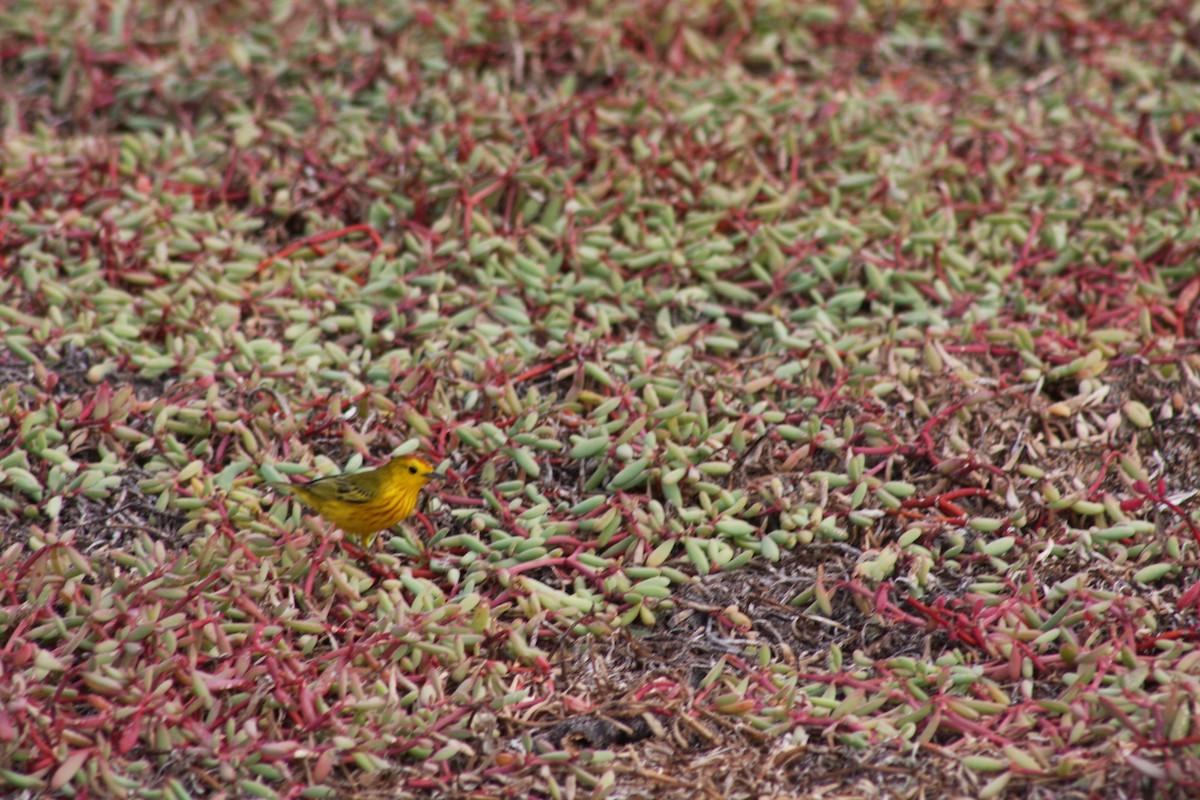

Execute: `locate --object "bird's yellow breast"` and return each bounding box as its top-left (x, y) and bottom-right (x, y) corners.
top-left (291, 482), bottom-right (420, 538)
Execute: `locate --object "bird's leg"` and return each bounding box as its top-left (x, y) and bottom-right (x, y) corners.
top-left (340, 532), bottom-right (372, 562)
top-left (414, 525), bottom-right (429, 558)
top-left (356, 536), bottom-right (399, 587)
top-left (400, 524), bottom-right (429, 568)
top-left (384, 525), bottom-right (425, 560)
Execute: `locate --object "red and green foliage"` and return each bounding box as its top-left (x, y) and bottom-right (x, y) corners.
top-left (3, 1), bottom-right (1200, 797)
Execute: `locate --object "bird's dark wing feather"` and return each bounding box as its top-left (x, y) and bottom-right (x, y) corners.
top-left (302, 475), bottom-right (373, 504)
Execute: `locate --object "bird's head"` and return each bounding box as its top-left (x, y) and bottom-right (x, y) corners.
top-left (386, 455), bottom-right (443, 486)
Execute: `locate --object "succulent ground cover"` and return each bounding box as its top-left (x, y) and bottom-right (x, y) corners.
top-left (3, 1), bottom-right (1200, 797)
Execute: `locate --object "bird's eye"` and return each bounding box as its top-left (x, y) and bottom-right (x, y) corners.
top-left (408, 466), bottom-right (418, 474)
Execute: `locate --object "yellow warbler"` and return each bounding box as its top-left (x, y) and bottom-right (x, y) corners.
top-left (269, 455), bottom-right (442, 547)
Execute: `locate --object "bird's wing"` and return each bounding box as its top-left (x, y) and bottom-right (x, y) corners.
top-left (298, 475), bottom-right (374, 504)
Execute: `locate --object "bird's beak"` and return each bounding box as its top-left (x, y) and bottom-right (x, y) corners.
top-left (426, 471), bottom-right (447, 482)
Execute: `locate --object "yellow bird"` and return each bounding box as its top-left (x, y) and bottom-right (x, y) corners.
top-left (269, 455), bottom-right (442, 547)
